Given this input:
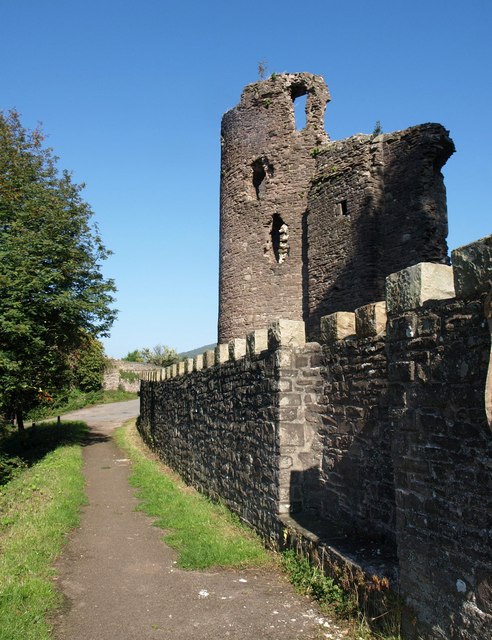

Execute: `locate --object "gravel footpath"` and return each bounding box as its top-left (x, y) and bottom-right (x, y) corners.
top-left (52, 400), bottom-right (347, 640)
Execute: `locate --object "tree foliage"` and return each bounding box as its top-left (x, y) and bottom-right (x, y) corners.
top-left (123, 344), bottom-right (180, 367)
top-left (0, 110), bottom-right (116, 427)
top-left (68, 334), bottom-right (107, 393)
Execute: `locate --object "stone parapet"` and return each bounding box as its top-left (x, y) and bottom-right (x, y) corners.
top-left (320, 312), bottom-right (356, 343)
top-left (313, 238), bottom-right (491, 346)
top-left (452, 234), bottom-right (492, 298)
top-left (385, 262), bottom-right (455, 314)
top-left (140, 321), bottom-right (305, 381)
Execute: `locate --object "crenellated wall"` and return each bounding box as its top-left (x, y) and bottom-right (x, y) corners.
top-left (139, 235), bottom-right (491, 640)
top-left (139, 320), bottom-right (321, 542)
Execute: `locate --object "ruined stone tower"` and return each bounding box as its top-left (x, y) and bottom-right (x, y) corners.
top-left (218, 73), bottom-right (330, 343)
top-left (218, 73), bottom-right (455, 343)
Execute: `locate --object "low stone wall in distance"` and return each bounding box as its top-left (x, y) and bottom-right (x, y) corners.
top-left (104, 360), bottom-right (158, 393)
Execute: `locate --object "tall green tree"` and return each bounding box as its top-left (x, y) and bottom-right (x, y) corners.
top-left (0, 110), bottom-right (117, 429)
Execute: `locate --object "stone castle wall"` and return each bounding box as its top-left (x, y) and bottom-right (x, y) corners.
top-left (138, 73), bottom-right (490, 639)
top-left (139, 235), bottom-right (492, 640)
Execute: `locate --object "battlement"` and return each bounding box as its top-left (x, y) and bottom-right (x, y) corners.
top-left (144, 235), bottom-right (491, 385)
top-left (140, 318), bottom-right (306, 381)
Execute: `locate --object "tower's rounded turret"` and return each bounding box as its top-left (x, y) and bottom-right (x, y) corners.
top-left (218, 73), bottom-right (330, 343)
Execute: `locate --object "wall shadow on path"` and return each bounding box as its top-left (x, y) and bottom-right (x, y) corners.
top-left (0, 420), bottom-right (109, 482)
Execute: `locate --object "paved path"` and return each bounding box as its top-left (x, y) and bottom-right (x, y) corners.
top-left (52, 401), bottom-right (345, 640)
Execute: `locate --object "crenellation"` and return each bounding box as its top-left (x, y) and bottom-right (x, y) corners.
top-left (355, 301), bottom-right (387, 338)
top-left (385, 262), bottom-right (456, 314)
top-left (194, 354), bottom-right (203, 371)
top-left (229, 337), bottom-right (247, 360)
top-left (320, 311), bottom-right (356, 343)
top-left (267, 319), bottom-right (306, 350)
top-left (246, 328), bottom-right (268, 356)
top-left (203, 349), bottom-right (215, 368)
top-left (451, 234), bottom-right (492, 299)
top-left (215, 343), bottom-right (230, 364)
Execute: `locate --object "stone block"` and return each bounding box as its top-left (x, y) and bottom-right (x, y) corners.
top-left (320, 312), bottom-right (356, 343)
top-left (215, 343), bottom-right (230, 364)
top-left (194, 354), bottom-right (203, 371)
top-left (280, 455), bottom-right (293, 469)
top-left (246, 329), bottom-right (269, 356)
top-left (268, 319), bottom-right (306, 350)
top-left (229, 338), bottom-right (246, 360)
top-left (185, 358), bottom-right (194, 373)
top-left (452, 235), bottom-right (492, 298)
top-left (171, 363), bottom-right (178, 377)
top-left (386, 263), bottom-right (455, 314)
top-left (203, 350), bottom-right (215, 368)
top-left (177, 361), bottom-right (186, 375)
top-left (279, 423), bottom-right (305, 446)
top-left (355, 301), bottom-right (387, 337)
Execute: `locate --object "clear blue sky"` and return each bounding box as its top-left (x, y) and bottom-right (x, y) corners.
top-left (1, 0), bottom-right (490, 357)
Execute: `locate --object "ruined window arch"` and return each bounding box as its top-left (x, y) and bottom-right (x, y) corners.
top-left (252, 159), bottom-right (266, 199)
top-left (291, 83), bottom-right (308, 130)
top-left (252, 157), bottom-right (274, 200)
top-left (338, 200), bottom-right (349, 216)
top-left (271, 214), bottom-right (289, 263)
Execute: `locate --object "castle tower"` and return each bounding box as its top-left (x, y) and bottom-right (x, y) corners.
top-left (218, 73), bottom-right (454, 343)
top-left (218, 73), bottom-right (330, 343)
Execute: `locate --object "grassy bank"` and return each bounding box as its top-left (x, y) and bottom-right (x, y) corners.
top-left (0, 421), bottom-right (87, 640)
top-left (28, 388), bottom-right (138, 421)
top-left (114, 421), bottom-right (270, 570)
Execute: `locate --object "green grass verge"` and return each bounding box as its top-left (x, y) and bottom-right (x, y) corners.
top-left (28, 388), bottom-right (138, 421)
top-left (0, 421), bottom-right (87, 640)
top-left (281, 549), bottom-right (352, 615)
top-left (281, 549), bottom-right (401, 640)
top-left (114, 421), bottom-right (270, 570)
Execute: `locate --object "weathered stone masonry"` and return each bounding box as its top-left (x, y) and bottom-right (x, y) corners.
top-left (140, 74), bottom-right (491, 639)
top-left (218, 73), bottom-right (453, 344)
top-left (139, 321), bottom-right (321, 542)
top-left (140, 241), bottom-right (491, 639)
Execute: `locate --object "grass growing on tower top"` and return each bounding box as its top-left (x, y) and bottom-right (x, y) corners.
top-left (114, 420), bottom-right (271, 570)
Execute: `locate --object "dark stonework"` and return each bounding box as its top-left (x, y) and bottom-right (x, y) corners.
top-left (218, 73), bottom-right (330, 343)
top-left (139, 351), bottom-right (283, 541)
top-left (306, 125), bottom-right (454, 340)
top-left (388, 294), bottom-right (492, 640)
top-left (319, 332), bottom-right (395, 546)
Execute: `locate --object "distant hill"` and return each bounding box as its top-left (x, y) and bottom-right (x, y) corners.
top-left (179, 343), bottom-right (217, 359)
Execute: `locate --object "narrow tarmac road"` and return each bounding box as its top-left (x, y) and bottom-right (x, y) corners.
top-left (52, 400), bottom-right (345, 640)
